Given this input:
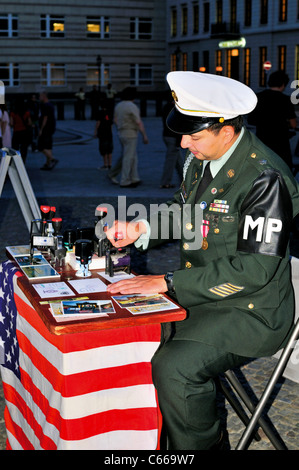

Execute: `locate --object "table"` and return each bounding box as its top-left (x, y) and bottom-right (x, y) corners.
top-left (0, 259), bottom-right (186, 450)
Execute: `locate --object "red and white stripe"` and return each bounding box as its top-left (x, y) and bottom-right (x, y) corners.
top-left (1, 273), bottom-right (161, 450)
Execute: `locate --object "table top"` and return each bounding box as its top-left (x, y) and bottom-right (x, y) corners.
top-left (15, 259), bottom-right (186, 336)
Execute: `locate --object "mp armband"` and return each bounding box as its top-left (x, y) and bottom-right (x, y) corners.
top-left (237, 169), bottom-right (292, 257)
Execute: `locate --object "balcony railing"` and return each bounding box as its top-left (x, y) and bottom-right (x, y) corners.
top-left (211, 22), bottom-right (240, 38)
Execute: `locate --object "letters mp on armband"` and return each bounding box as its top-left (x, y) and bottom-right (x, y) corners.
top-left (237, 214), bottom-right (287, 257)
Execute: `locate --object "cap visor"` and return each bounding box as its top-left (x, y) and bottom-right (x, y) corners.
top-left (166, 107), bottom-right (218, 135)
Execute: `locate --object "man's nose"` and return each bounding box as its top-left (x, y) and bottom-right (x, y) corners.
top-left (180, 135), bottom-right (191, 148)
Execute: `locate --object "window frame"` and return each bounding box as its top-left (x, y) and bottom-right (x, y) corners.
top-left (0, 14), bottom-right (18, 37)
top-left (41, 63), bottom-right (66, 86)
top-left (40, 14), bottom-right (65, 38)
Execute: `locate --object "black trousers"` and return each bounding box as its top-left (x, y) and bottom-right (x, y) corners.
top-left (152, 338), bottom-right (247, 450)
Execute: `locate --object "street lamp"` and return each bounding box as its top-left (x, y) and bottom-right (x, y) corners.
top-left (96, 55), bottom-right (102, 91)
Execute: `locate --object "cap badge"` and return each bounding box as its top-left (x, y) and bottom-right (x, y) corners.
top-left (171, 90), bottom-right (178, 102)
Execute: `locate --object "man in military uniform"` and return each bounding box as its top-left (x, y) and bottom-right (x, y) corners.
top-left (106, 72), bottom-right (299, 450)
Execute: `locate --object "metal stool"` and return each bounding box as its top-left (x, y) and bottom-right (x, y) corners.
top-left (220, 316), bottom-right (299, 450)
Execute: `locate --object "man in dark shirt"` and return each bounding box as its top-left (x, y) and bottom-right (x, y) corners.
top-left (248, 70), bottom-right (297, 169)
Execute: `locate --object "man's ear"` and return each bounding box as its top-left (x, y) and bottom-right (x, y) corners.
top-left (220, 125), bottom-right (236, 145)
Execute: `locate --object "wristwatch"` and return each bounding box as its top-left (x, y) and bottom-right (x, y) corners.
top-left (164, 272), bottom-right (175, 294)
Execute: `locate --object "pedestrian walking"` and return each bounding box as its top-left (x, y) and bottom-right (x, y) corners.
top-left (108, 87), bottom-right (148, 187)
top-left (38, 92), bottom-right (58, 170)
top-left (10, 97), bottom-right (32, 163)
top-left (94, 100), bottom-right (113, 170)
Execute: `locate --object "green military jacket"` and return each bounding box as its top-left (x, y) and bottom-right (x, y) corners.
top-left (146, 128), bottom-right (299, 357)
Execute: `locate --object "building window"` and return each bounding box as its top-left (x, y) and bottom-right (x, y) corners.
top-left (216, 0), bottom-right (223, 24)
top-left (230, 0), bottom-right (237, 26)
top-left (259, 46), bottom-right (267, 87)
top-left (171, 8), bottom-right (177, 37)
top-left (86, 17), bottom-right (110, 39)
top-left (244, 0), bottom-right (252, 26)
top-left (130, 17), bottom-right (152, 40)
top-left (0, 14), bottom-right (18, 37)
top-left (193, 2), bottom-right (199, 34)
top-left (130, 64), bottom-right (152, 86)
top-left (181, 5), bottom-right (188, 36)
top-left (182, 52), bottom-right (188, 70)
top-left (171, 54), bottom-right (177, 71)
top-left (278, 45), bottom-right (286, 71)
top-left (243, 48), bottom-right (251, 86)
top-left (41, 15), bottom-right (65, 38)
top-left (215, 50), bottom-right (223, 74)
top-left (202, 50), bottom-right (209, 73)
top-left (203, 2), bottom-right (210, 32)
top-left (0, 63), bottom-right (19, 86)
top-left (87, 64), bottom-right (110, 86)
top-left (41, 63), bottom-right (66, 86)
top-left (279, 0), bottom-right (288, 22)
top-left (260, 0), bottom-right (268, 25)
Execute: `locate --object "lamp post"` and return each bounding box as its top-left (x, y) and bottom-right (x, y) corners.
top-left (96, 55), bottom-right (102, 92)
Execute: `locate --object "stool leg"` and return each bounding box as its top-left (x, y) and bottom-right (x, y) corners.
top-left (225, 370), bottom-right (286, 450)
top-left (236, 321), bottom-right (299, 450)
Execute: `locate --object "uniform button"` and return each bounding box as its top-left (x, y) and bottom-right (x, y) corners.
top-left (214, 228), bottom-right (220, 234)
top-left (183, 243), bottom-right (190, 250)
top-left (185, 261), bottom-right (192, 269)
top-left (251, 153), bottom-right (257, 159)
top-left (248, 303), bottom-right (254, 309)
top-left (185, 223), bottom-right (193, 230)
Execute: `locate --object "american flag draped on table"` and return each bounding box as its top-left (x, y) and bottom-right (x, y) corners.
top-left (0, 261), bottom-right (162, 450)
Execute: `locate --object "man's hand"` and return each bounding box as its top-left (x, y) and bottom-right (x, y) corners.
top-left (105, 220), bottom-right (147, 247)
top-left (107, 274), bottom-right (167, 295)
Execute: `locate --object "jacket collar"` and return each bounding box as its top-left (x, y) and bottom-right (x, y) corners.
top-left (186, 128), bottom-right (252, 205)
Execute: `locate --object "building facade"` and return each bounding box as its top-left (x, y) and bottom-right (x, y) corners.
top-left (0, 0), bottom-right (167, 97)
top-left (167, 0), bottom-right (299, 93)
top-left (2, 0), bottom-right (299, 100)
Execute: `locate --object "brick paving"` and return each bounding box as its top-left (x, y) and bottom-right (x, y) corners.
top-left (0, 110), bottom-right (299, 450)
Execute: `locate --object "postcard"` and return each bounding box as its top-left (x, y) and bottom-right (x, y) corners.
top-left (49, 299), bottom-right (115, 317)
top-left (14, 254), bottom-right (48, 267)
top-left (112, 293), bottom-right (179, 314)
top-left (68, 277), bottom-right (107, 294)
top-left (33, 282), bottom-right (75, 299)
top-left (6, 245), bottom-right (40, 256)
top-left (22, 264), bottom-right (60, 280)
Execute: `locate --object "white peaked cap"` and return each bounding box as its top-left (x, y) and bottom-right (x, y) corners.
top-left (166, 71), bottom-right (257, 134)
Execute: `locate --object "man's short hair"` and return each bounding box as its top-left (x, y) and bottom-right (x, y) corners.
top-left (268, 70), bottom-right (289, 88)
top-left (207, 116), bottom-right (244, 135)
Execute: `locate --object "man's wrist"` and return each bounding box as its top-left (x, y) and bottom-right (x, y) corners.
top-left (164, 272), bottom-right (175, 294)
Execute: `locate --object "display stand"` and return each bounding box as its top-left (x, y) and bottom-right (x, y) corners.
top-left (0, 148), bottom-right (41, 231)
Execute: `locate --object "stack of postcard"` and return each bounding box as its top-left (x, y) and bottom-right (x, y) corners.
top-left (7, 245), bottom-right (60, 280)
top-left (49, 299), bottom-right (115, 319)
